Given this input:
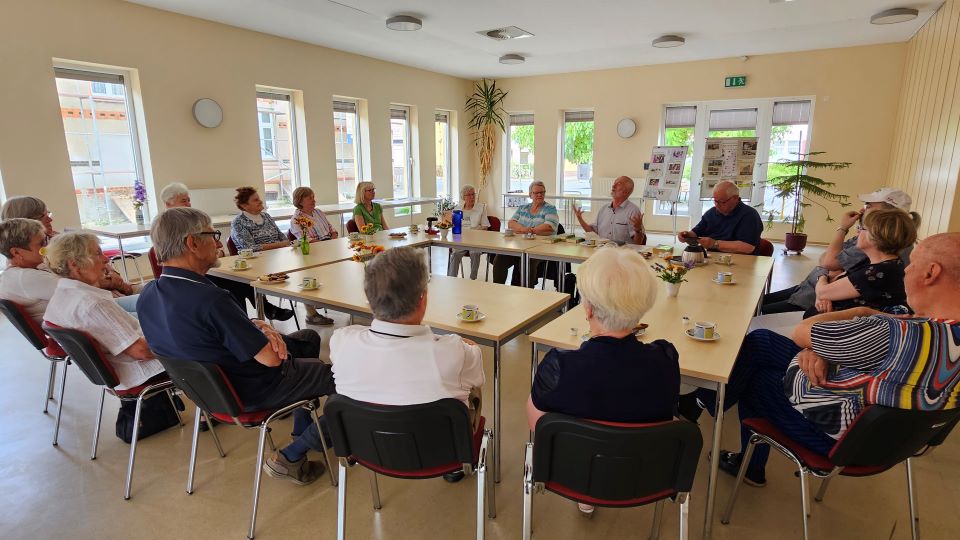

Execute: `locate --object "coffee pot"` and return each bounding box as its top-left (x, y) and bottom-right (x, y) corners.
top-left (682, 241), bottom-right (707, 265)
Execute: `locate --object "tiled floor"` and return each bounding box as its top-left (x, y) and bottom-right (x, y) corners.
top-left (2, 241), bottom-right (958, 539)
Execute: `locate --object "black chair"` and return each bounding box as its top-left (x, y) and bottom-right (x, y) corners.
top-left (523, 414), bottom-right (703, 540)
top-left (42, 323), bottom-right (182, 500)
top-left (722, 406), bottom-right (960, 539)
top-left (537, 223), bottom-right (571, 290)
top-left (156, 354), bottom-right (335, 540)
top-left (324, 394), bottom-right (495, 540)
top-left (0, 299), bottom-right (70, 443)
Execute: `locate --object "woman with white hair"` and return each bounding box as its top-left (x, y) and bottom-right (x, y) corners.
top-left (526, 247), bottom-right (680, 514)
top-left (352, 181), bottom-right (388, 232)
top-left (160, 182), bottom-right (191, 209)
top-left (445, 184), bottom-right (489, 279)
top-left (43, 232), bottom-right (164, 390)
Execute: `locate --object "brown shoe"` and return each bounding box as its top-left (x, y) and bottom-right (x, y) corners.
top-left (263, 451), bottom-right (324, 485)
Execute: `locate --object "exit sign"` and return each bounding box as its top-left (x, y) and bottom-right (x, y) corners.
top-left (725, 75), bottom-right (747, 88)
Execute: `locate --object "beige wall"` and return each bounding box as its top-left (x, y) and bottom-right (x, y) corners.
top-left (488, 43), bottom-right (908, 243)
top-left (887, 0), bottom-right (960, 238)
top-left (0, 0), bottom-right (474, 228)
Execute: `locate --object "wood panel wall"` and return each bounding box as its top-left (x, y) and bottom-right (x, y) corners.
top-left (888, 0), bottom-right (960, 237)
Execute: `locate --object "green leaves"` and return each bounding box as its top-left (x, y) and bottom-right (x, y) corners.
top-left (465, 79), bottom-right (508, 134)
top-left (757, 150), bottom-right (851, 234)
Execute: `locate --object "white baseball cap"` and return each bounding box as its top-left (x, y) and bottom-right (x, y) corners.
top-left (858, 188), bottom-right (912, 211)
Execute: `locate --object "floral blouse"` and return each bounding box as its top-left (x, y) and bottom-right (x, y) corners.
top-left (230, 212), bottom-right (286, 252)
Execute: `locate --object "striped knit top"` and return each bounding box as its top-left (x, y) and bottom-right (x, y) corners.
top-left (784, 315), bottom-right (960, 439)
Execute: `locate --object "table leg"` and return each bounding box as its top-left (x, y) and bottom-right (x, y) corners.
top-left (703, 383), bottom-right (726, 540)
top-left (521, 253), bottom-right (528, 288)
top-left (494, 341), bottom-right (501, 484)
top-left (117, 237), bottom-right (130, 281)
top-left (255, 292), bottom-right (265, 320)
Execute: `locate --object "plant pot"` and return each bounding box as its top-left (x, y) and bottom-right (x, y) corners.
top-left (440, 229), bottom-right (450, 239)
top-left (665, 282), bottom-right (681, 298)
top-left (134, 206), bottom-right (145, 225)
top-left (784, 232), bottom-right (808, 254)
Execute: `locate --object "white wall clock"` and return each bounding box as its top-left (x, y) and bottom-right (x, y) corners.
top-left (617, 118), bottom-right (637, 138)
top-left (193, 98), bottom-right (223, 128)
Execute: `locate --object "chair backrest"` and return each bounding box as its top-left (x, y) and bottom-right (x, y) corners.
top-left (829, 405), bottom-right (960, 468)
top-left (556, 223), bottom-right (566, 235)
top-left (0, 299), bottom-right (49, 351)
top-left (532, 414), bottom-right (703, 504)
top-left (324, 394), bottom-right (475, 472)
top-left (42, 323), bottom-right (120, 388)
top-left (156, 355), bottom-right (244, 417)
top-left (346, 219), bottom-right (359, 234)
top-left (758, 238), bottom-right (774, 257)
top-left (226, 237), bottom-right (238, 256)
top-left (147, 247), bottom-right (162, 280)
top-left (286, 230), bottom-right (296, 242)
top-left (487, 216), bottom-right (501, 232)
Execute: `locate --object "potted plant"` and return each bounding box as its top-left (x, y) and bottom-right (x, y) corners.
top-left (132, 179), bottom-right (147, 225)
top-left (465, 79), bottom-right (508, 192)
top-left (762, 150), bottom-right (851, 254)
top-left (651, 262), bottom-right (691, 298)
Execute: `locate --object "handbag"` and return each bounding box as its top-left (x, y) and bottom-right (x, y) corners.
top-left (115, 392), bottom-right (184, 444)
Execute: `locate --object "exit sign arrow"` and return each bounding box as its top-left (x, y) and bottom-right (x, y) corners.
top-left (725, 76), bottom-right (747, 88)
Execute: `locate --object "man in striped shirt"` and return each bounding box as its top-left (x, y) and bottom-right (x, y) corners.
top-left (681, 233), bottom-right (960, 486)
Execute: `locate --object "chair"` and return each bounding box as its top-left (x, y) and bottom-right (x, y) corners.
top-left (0, 299), bottom-right (70, 443)
top-left (537, 224), bottom-right (570, 290)
top-left (324, 394), bottom-right (495, 540)
top-left (722, 405), bottom-right (960, 540)
top-left (41, 323), bottom-right (182, 500)
top-left (758, 238), bottom-right (775, 257)
top-left (483, 216), bottom-right (501, 281)
top-left (286, 230), bottom-right (296, 242)
top-left (156, 354), bottom-right (336, 540)
top-left (104, 249), bottom-right (145, 285)
top-left (226, 236), bottom-right (238, 256)
top-left (523, 414), bottom-right (703, 540)
top-left (227, 237), bottom-right (300, 329)
top-left (346, 219), bottom-right (359, 234)
top-left (147, 247), bottom-right (162, 280)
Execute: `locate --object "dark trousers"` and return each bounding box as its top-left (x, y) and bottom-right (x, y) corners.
top-left (760, 285), bottom-right (805, 315)
top-left (491, 255), bottom-right (542, 287)
top-left (695, 330), bottom-right (836, 473)
top-left (209, 275), bottom-right (283, 315)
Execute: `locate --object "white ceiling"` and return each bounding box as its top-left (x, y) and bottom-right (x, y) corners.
top-left (126, 0), bottom-right (942, 78)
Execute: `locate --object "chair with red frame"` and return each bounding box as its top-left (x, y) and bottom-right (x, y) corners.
top-left (156, 353), bottom-right (336, 540)
top-left (346, 219), bottom-right (360, 234)
top-left (523, 414), bottom-right (703, 540)
top-left (758, 238), bottom-right (775, 257)
top-left (41, 322), bottom-right (184, 500)
top-left (323, 394), bottom-right (495, 540)
top-left (722, 405), bottom-right (960, 540)
top-left (482, 215), bottom-right (501, 281)
top-left (0, 299), bottom-right (71, 444)
top-left (147, 246), bottom-right (162, 280)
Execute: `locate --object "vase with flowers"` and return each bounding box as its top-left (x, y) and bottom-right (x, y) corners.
top-left (652, 261), bottom-right (692, 298)
top-left (132, 179), bottom-right (147, 225)
top-left (292, 215), bottom-right (315, 255)
top-left (359, 223), bottom-right (376, 240)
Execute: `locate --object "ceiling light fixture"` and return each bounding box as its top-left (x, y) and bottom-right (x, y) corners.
top-left (386, 15), bottom-right (422, 31)
top-left (499, 54), bottom-right (525, 65)
top-left (870, 7), bottom-right (919, 25)
top-left (652, 35), bottom-right (685, 48)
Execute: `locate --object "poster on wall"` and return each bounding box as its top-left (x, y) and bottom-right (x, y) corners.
top-left (700, 137), bottom-right (758, 200)
top-left (644, 145), bottom-right (688, 201)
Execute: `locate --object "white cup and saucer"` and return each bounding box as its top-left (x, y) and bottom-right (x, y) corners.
top-left (239, 248), bottom-right (254, 259)
top-left (713, 271), bottom-right (736, 285)
top-left (457, 304), bottom-right (485, 323)
top-left (686, 321), bottom-right (720, 341)
top-left (298, 276), bottom-right (320, 290)
top-left (232, 258), bottom-right (250, 271)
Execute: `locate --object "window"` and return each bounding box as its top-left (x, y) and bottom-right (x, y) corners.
top-left (763, 101), bottom-right (812, 222)
top-left (561, 111), bottom-right (594, 199)
top-left (390, 106), bottom-right (413, 207)
top-left (255, 90), bottom-right (301, 209)
top-left (506, 113), bottom-right (535, 193)
top-left (54, 67), bottom-right (146, 227)
top-left (657, 106), bottom-right (697, 216)
top-left (699, 107), bottom-right (759, 214)
top-left (435, 111), bottom-right (451, 199)
top-left (334, 99), bottom-right (363, 203)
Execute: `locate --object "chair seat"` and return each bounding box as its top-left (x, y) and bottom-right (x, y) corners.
top-left (545, 481), bottom-right (675, 508)
top-left (742, 418), bottom-right (893, 476)
top-left (44, 338), bottom-right (67, 358)
top-left (111, 374), bottom-right (172, 398)
top-left (352, 416), bottom-right (486, 479)
top-left (210, 410), bottom-right (273, 426)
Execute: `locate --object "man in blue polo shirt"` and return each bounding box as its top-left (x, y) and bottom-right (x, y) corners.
top-left (138, 207), bottom-right (334, 486)
top-left (678, 180), bottom-right (763, 255)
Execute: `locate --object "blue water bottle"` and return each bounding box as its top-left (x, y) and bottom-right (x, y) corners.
top-left (452, 210), bottom-right (463, 234)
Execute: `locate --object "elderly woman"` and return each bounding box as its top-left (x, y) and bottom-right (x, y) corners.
top-left (230, 186), bottom-right (289, 252)
top-left (160, 182), bottom-right (191, 209)
top-left (445, 184), bottom-right (489, 279)
top-left (527, 247), bottom-right (680, 514)
top-left (290, 186), bottom-right (338, 241)
top-left (352, 181), bottom-right (388, 233)
top-left (43, 232), bottom-right (164, 390)
top-left (1, 196), bottom-right (56, 238)
top-left (807, 208), bottom-right (917, 318)
top-left (492, 180), bottom-right (559, 286)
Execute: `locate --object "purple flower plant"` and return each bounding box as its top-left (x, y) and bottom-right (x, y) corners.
top-left (133, 179), bottom-right (147, 208)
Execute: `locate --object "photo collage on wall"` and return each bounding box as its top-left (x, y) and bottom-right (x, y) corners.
top-left (700, 137), bottom-right (758, 200)
top-left (644, 146), bottom-right (688, 201)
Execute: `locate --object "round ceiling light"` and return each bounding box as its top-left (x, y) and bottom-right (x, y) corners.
top-left (499, 54), bottom-right (525, 65)
top-left (870, 8), bottom-right (919, 25)
top-left (386, 15), bottom-right (422, 31)
top-left (652, 35), bottom-right (686, 48)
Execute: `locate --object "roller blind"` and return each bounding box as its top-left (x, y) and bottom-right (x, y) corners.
top-left (54, 68), bottom-right (123, 85)
top-left (435, 112), bottom-right (449, 123)
top-left (664, 106), bottom-right (697, 128)
top-left (390, 107), bottom-right (408, 120)
top-left (333, 100), bottom-right (357, 114)
top-left (564, 110), bottom-right (594, 123)
top-left (772, 100), bottom-right (811, 125)
top-left (510, 113), bottom-right (534, 126)
top-left (709, 108), bottom-right (758, 130)
top-left (256, 91), bottom-right (290, 101)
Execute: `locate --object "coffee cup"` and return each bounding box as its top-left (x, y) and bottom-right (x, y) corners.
top-left (583, 239), bottom-right (596, 247)
top-left (503, 230), bottom-right (515, 237)
top-left (694, 322), bottom-right (717, 339)
top-left (460, 304), bottom-right (480, 321)
top-left (716, 271), bottom-right (734, 283)
top-left (718, 254), bottom-right (733, 265)
top-left (348, 232), bottom-right (360, 240)
top-left (239, 248), bottom-right (254, 259)
top-left (232, 259), bottom-right (248, 270)
top-left (301, 276), bottom-right (318, 289)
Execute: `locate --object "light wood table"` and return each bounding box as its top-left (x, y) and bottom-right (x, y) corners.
top-left (430, 229), bottom-right (549, 286)
top-left (253, 261), bottom-right (570, 484)
top-left (527, 253), bottom-right (774, 539)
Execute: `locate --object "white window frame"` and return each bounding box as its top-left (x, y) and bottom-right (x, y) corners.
top-left (558, 110), bottom-right (595, 197)
top-left (256, 88), bottom-right (303, 207)
top-left (333, 98), bottom-right (364, 203)
top-left (504, 112), bottom-right (535, 195)
top-left (389, 105), bottom-right (414, 203)
top-left (435, 110), bottom-right (452, 199)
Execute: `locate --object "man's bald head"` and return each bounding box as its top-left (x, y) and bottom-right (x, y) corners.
top-left (610, 176), bottom-right (635, 202)
top-left (713, 181), bottom-right (740, 200)
top-left (916, 233), bottom-right (960, 284)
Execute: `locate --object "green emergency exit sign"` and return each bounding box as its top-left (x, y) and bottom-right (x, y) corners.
top-left (725, 75), bottom-right (747, 88)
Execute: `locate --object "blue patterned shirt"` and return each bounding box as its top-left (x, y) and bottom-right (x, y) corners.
top-left (510, 203), bottom-right (559, 232)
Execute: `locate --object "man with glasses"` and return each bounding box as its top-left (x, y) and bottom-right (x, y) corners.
top-left (678, 180), bottom-right (763, 255)
top-left (573, 176), bottom-right (646, 245)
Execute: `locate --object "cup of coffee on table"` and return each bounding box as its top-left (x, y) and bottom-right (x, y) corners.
top-left (460, 304), bottom-right (480, 321)
top-left (233, 259), bottom-right (248, 270)
top-left (716, 271), bottom-right (734, 283)
top-left (239, 248), bottom-right (254, 258)
top-left (301, 276), bottom-right (318, 289)
top-left (694, 322), bottom-right (717, 339)
top-left (718, 254), bottom-right (733, 265)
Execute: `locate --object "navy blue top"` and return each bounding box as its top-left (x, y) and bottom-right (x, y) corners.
top-left (691, 201), bottom-right (764, 255)
top-left (531, 336), bottom-right (680, 423)
top-left (137, 267), bottom-right (275, 404)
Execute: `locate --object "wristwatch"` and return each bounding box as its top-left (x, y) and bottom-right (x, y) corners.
top-left (836, 226), bottom-right (849, 234)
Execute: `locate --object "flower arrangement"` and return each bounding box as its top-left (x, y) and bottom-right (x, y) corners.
top-left (359, 223), bottom-right (376, 235)
top-left (132, 179), bottom-right (147, 209)
top-left (350, 240), bottom-right (385, 262)
top-left (435, 197), bottom-right (457, 218)
top-left (436, 221), bottom-right (452, 230)
top-left (651, 262), bottom-right (692, 284)
top-left (292, 214), bottom-right (315, 231)
top-left (292, 215), bottom-right (314, 254)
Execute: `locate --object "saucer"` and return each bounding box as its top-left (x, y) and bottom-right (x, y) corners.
top-left (686, 329), bottom-right (721, 342)
top-left (712, 278), bottom-right (737, 285)
top-left (232, 266), bottom-right (251, 271)
top-left (297, 283), bottom-right (322, 291)
top-left (257, 277), bottom-right (287, 284)
top-left (456, 312), bottom-right (486, 323)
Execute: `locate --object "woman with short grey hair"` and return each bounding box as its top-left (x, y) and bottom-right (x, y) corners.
top-left (445, 183), bottom-right (490, 280)
top-left (160, 182), bottom-right (191, 209)
top-left (1, 196), bottom-right (56, 237)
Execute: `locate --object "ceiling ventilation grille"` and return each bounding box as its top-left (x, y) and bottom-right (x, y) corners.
top-left (477, 26), bottom-right (534, 41)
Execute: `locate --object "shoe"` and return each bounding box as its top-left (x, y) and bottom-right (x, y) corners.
top-left (443, 470), bottom-right (466, 483)
top-left (267, 306), bottom-right (295, 322)
top-left (677, 392), bottom-right (704, 424)
top-left (717, 450), bottom-right (766, 487)
top-left (263, 451), bottom-right (324, 485)
top-left (577, 503), bottom-right (595, 515)
top-left (305, 313), bottom-right (335, 326)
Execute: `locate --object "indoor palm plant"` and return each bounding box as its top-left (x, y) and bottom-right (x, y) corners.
top-left (465, 79), bottom-right (508, 192)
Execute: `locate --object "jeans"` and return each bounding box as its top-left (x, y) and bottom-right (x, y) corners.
top-left (114, 294), bottom-right (139, 315)
top-left (760, 286), bottom-right (805, 315)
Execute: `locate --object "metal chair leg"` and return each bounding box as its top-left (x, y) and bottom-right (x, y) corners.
top-left (721, 435), bottom-right (759, 524)
top-left (91, 388), bottom-right (106, 459)
top-left (476, 457), bottom-right (486, 539)
top-left (289, 300), bottom-right (301, 331)
top-left (52, 360), bottom-right (69, 446)
top-left (248, 424), bottom-right (270, 539)
top-left (337, 460), bottom-right (348, 540)
top-left (187, 407), bottom-right (202, 494)
top-left (206, 416), bottom-right (225, 457)
top-left (166, 390), bottom-right (183, 426)
top-left (906, 458), bottom-right (919, 540)
top-left (649, 499), bottom-right (665, 539)
top-left (678, 493), bottom-right (690, 540)
top-left (123, 394), bottom-right (146, 500)
top-left (485, 429), bottom-right (495, 519)
top-left (265, 429), bottom-right (276, 451)
top-left (44, 361), bottom-right (57, 413)
top-left (814, 476), bottom-right (832, 502)
top-left (369, 470), bottom-right (382, 510)
top-left (522, 442), bottom-right (534, 540)
top-left (309, 406), bottom-right (337, 486)
top-left (798, 469), bottom-right (811, 540)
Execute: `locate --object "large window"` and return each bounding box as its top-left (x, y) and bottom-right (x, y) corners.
top-left (561, 111), bottom-right (594, 198)
top-left (763, 101), bottom-right (812, 222)
top-left (55, 67), bottom-right (146, 227)
top-left (334, 99), bottom-right (363, 203)
top-left (700, 107), bottom-right (759, 215)
top-left (657, 106), bottom-right (697, 216)
top-left (506, 113), bottom-right (535, 193)
top-left (390, 106), bottom-right (413, 211)
top-left (435, 111), bottom-right (451, 199)
top-left (255, 90), bottom-right (300, 209)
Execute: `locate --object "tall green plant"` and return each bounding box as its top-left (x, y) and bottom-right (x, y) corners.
top-left (764, 150), bottom-right (852, 234)
top-left (465, 79), bottom-right (508, 191)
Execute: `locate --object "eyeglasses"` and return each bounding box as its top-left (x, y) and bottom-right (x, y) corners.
top-left (195, 230), bottom-right (222, 242)
top-left (364, 188), bottom-right (377, 192)
top-left (32, 211), bottom-right (52, 220)
top-left (713, 196), bottom-right (737, 205)
top-left (530, 190), bottom-right (546, 195)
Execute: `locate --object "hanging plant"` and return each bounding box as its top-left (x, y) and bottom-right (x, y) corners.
top-left (465, 79), bottom-right (508, 192)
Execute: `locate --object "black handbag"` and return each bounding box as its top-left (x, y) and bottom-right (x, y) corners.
top-left (115, 392), bottom-right (184, 444)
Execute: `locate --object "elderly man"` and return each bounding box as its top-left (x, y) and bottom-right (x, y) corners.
top-left (138, 208), bottom-right (334, 485)
top-left (329, 246), bottom-right (484, 482)
top-left (573, 176), bottom-right (646, 245)
top-left (680, 233), bottom-right (960, 486)
top-left (160, 182), bottom-right (191, 209)
top-left (678, 180), bottom-right (763, 254)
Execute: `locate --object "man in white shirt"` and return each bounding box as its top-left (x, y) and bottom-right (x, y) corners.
top-left (573, 176), bottom-right (646, 245)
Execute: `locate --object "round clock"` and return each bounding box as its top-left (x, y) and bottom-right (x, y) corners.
top-left (617, 118), bottom-right (637, 138)
top-left (192, 98), bottom-right (223, 128)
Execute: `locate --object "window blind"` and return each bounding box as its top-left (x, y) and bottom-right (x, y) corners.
top-left (390, 108), bottom-right (408, 120)
top-left (435, 112), bottom-right (449, 123)
top-left (664, 106), bottom-right (697, 128)
top-left (564, 110), bottom-right (594, 123)
top-left (709, 108), bottom-right (758, 130)
top-left (772, 101), bottom-right (811, 126)
top-left (256, 91), bottom-right (290, 101)
top-left (510, 113), bottom-right (534, 126)
top-left (54, 68), bottom-right (123, 85)
top-left (333, 100), bottom-right (357, 114)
